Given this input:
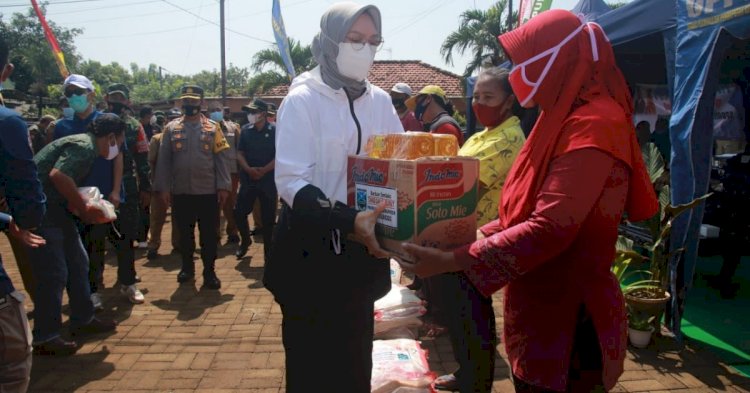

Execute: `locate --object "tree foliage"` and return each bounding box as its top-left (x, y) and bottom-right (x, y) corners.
top-left (248, 38), bottom-right (316, 95)
top-left (0, 5), bottom-right (82, 94)
top-left (2, 3), bottom-right (311, 105)
top-left (441, 0), bottom-right (516, 78)
top-left (605, 2), bottom-right (628, 10)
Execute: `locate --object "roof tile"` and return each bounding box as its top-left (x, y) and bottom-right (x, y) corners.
top-left (261, 60), bottom-right (464, 97)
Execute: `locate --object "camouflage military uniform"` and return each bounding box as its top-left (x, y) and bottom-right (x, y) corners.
top-left (119, 114), bottom-right (150, 237)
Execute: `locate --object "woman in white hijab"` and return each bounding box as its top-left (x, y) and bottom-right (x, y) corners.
top-left (264, 2), bottom-right (403, 392)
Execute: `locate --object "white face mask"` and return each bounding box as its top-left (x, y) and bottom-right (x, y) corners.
top-left (105, 139), bottom-right (119, 160)
top-left (508, 22), bottom-right (599, 107)
top-left (247, 113), bottom-right (258, 125)
top-left (336, 42), bottom-right (376, 82)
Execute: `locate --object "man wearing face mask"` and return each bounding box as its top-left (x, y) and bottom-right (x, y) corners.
top-left (54, 76), bottom-right (124, 208)
top-left (28, 114), bottom-right (125, 355)
top-left (97, 83), bottom-right (150, 305)
top-left (208, 103), bottom-right (241, 245)
top-left (153, 85), bottom-right (231, 290)
top-left (406, 85), bottom-right (464, 145)
top-left (390, 83), bottom-right (422, 131)
top-left (54, 75), bottom-right (126, 310)
top-left (234, 99), bottom-right (276, 261)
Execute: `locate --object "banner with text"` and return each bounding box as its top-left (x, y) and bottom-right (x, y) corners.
top-left (519, 0), bottom-right (553, 25)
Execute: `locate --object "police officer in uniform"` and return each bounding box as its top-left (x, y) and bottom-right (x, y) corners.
top-left (234, 99), bottom-right (276, 262)
top-left (153, 85), bottom-right (231, 289)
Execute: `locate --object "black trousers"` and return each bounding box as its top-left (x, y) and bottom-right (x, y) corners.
top-left (513, 306), bottom-right (605, 393)
top-left (281, 301), bottom-right (374, 393)
top-left (81, 198), bottom-right (139, 291)
top-left (233, 184), bottom-right (276, 262)
top-left (138, 204), bottom-right (150, 243)
top-left (441, 273), bottom-right (497, 393)
top-left (84, 222), bottom-right (137, 291)
top-left (172, 194), bottom-right (219, 273)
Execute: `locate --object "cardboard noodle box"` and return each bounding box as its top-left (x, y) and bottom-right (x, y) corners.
top-left (347, 155), bottom-right (479, 262)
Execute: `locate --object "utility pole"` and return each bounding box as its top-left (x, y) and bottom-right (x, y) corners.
top-left (507, 0), bottom-right (513, 31)
top-left (220, 0), bottom-right (227, 106)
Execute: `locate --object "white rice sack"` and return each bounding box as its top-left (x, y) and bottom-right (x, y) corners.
top-left (375, 284), bottom-right (424, 312)
top-left (371, 339), bottom-right (436, 393)
top-left (374, 325), bottom-right (420, 340)
top-left (77, 187), bottom-right (117, 221)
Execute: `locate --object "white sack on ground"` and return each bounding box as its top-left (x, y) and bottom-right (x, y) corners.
top-left (371, 339), bottom-right (436, 393)
top-left (375, 284), bottom-right (426, 338)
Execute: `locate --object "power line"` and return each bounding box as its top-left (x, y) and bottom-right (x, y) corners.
top-left (180, 0), bottom-right (205, 74)
top-left (159, 0), bottom-right (273, 44)
top-left (387, 0), bottom-right (453, 36)
top-left (0, 0), bottom-right (163, 14)
top-left (0, 0), bottom-right (111, 8)
top-left (77, 22), bottom-right (212, 39)
top-left (55, 3), bottom-right (205, 23)
top-left (49, 0), bottom-right (163, 16)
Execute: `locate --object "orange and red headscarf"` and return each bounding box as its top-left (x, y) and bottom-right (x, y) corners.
top-left (497, 9), bottom-right (657, 228)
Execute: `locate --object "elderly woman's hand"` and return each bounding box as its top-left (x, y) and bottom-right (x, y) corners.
top-left (397, 243), bottom-right (461, 278)
top-left (351, 201), bottom-right (390, 258)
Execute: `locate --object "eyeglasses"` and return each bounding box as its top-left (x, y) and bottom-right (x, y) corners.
top-left (343, 37), bottom-right (384, 51)
top-left (322, 32), bottom-right (385, 51)
top-left (64, 87), bottom-right (88, 98)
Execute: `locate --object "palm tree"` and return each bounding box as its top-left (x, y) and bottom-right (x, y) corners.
top-left (605, 2), bottom-right (627, 9)
top-left (441, 0), bottom-right (516, 78)
top-left (248, 38), bottom-right (316, 95)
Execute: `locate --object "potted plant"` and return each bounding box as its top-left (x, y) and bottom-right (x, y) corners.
top-left (616, 186), bottom-right (711, 332)
top-left (628, 312), bottom-right (655, 348)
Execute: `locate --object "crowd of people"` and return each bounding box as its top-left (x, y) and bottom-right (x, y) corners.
top-left (1, 1), bottom-right (671, 392)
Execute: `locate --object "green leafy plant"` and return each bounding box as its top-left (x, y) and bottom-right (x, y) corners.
top-left (618, 192), bottom-right (712, 299)
top-left (628, 312), bottom-right (656, 331)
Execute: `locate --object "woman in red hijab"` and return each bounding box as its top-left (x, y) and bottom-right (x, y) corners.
top-left (400, 9), bottom-right (658, 392)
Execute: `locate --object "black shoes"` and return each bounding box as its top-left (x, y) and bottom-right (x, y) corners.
top-left (71, 317), bottom-right (118, 336)
top-left (202, 271), bottom-right (221, 290)
top-left (180, 266), bottom-right (220, 289)
top-left (177, 270), bottom-right (195, 283)
top-left (33, 337), bottom-right (78, 356)
top-left (146, 249), bottom-right (158, 260)
top-left (235, 239), bottom-right (251, 260)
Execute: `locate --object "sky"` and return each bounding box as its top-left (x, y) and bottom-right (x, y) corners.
top-left (2, 0), bottom-right (604, 78)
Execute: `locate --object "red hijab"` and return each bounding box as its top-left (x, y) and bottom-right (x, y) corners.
top-left (497, 10), bottom-right (657, 228)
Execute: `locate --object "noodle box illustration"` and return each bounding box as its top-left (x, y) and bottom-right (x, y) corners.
top-left (347, 155), bottom-right (479, 262)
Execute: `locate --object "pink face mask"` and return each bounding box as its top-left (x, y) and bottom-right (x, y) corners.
top-left (509, 21), bottom-right (602, 107)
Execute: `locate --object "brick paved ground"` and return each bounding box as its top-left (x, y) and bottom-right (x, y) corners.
top-left (1, 217), bottom-right (749, 392)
